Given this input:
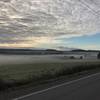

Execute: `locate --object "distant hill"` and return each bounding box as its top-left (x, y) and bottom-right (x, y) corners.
top-left (72, 49), bottom-right (100, 52)
top-left (0, 48), bottom-right (99, 55)
top-left (0, 48), bottom-right (62, 55)
top-left (71, 49), bottom-right (86, 52)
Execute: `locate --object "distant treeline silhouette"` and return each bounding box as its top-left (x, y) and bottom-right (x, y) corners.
top-left (0, 48), bottom-right (99, 55)
top-left (0, 48), bottom-right (63, 55)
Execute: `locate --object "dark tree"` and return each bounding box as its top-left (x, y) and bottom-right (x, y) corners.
top-left (97, 52), bottom-right (100, 59)
top-left (70, 56), bottom-right (75, 59)
top-left (80, 56), bottom-right (83, 59)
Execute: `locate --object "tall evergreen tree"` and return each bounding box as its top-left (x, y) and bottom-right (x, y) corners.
top-left (97, 52), bottom-right (100, 59)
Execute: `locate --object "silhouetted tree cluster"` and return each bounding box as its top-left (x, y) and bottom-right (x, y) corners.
top-left (80, 56), bottom-right (83, 59)
top-left (98, 52), bottom-right (100, 59)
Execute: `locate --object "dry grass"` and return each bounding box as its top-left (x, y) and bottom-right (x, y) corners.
top-left (0, 59), bottom-right (100, 90)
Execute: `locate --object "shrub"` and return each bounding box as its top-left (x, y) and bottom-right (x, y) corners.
top-left (70, 56), bottom-right (75, 59)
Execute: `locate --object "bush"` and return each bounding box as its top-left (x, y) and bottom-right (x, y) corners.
top-left (80, 56), bottom-right (83, 59)
top-left (70, 56), bottom-right (75, 59)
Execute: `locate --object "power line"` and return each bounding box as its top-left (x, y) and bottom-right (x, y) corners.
top-left (78, 0), bottom-right (99, 16)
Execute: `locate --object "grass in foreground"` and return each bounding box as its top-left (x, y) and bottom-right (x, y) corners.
top-left (0, 60), bottom-right (100, 90)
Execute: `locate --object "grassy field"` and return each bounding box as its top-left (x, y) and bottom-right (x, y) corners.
top-left (0, 55), bottom-right (100, 90)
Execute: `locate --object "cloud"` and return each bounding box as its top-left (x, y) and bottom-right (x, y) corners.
top-left (0, 0), bottom-right (100, 48)
top-left (1, 0), bottom-right (11, 2)
top-left (75, 44), bottom-right (100, 50)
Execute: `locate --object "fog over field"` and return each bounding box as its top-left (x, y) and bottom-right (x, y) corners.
top-left (0, 54), bottom-right (69, 65)
top-left (0, 55), bottom-right (56, 65)
top-left (0, 54), bottom-right (99, 65)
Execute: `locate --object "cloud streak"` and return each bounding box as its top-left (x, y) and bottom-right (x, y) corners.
top-left (0, 0), bottom-right (100, 48)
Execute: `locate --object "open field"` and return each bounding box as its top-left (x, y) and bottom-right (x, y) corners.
top-left (0, 54), bottom-right (77, 65)
top-left (0, 55), bottom-right (100, 90)
top-left (0, 54), bottom-right (99, 65)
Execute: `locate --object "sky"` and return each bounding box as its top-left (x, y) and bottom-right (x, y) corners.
top-left (0, 0), bottom-right (100, 50)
